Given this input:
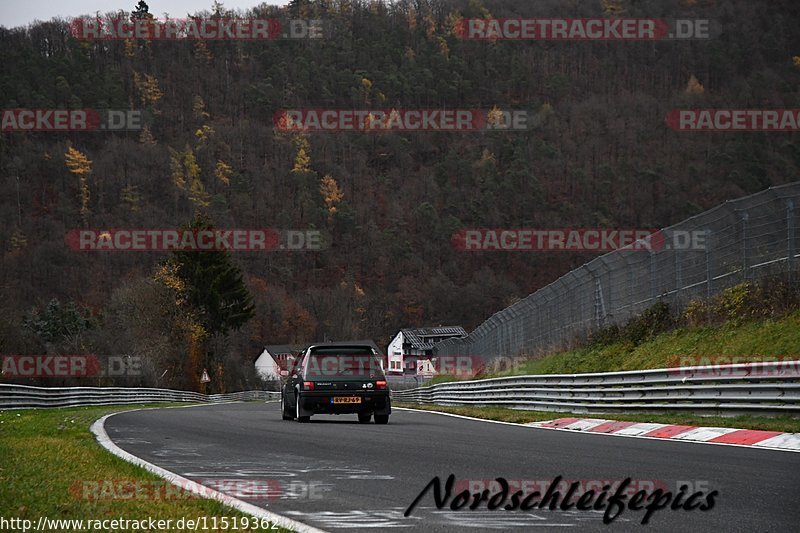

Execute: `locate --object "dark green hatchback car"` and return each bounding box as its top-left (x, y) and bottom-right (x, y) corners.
top-left (281, 344), bottom-right (391, 424)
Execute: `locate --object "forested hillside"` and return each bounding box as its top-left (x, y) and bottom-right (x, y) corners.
top-left (1, 0), bottom-right (799, 389)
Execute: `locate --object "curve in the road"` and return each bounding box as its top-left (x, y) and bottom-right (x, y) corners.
top-left (98, 402), bottom-right (800, 533)
top-left (91, 405), bottom-right (328, 533)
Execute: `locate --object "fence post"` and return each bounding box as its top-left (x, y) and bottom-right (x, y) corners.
top-left (675, 248), bottom-right (682, 304)
top-left (594, 276), bottom-right (607, 329)
top-left (628, 262), bottom-right (635, 320)
top-left (789, 200), bottom-right (796, 282)
top-left (705, 229), bottom-right (713, 297)
top-left (741, 210), bottom-right (749, 280)
top-left (569, 280), bottom-right (577, 332)
top-left (649, 251), bottom-right (656, 301)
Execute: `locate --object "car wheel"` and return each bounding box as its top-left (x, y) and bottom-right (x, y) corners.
top-left (374, 414), bottom-right (389, 424)
top-left (295, 391), bottom-right (310, 423)
top-left (358, 413), bottom-right (372, 424)
top-left (281, 393), bottom-right (293, 420)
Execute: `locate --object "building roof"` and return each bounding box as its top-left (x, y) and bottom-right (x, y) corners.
top-left (257, 344), bottom-right (301, 370)
top-left (400, 326), bottom-right (467, 350)
top-left (263, 344), bottom-right (299, 356)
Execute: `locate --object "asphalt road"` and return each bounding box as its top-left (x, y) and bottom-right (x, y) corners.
top-left (104, 403), bottom-right (800, 532)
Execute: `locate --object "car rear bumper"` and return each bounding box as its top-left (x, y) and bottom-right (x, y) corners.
top-left (298, 391), bottom-right (391, 416)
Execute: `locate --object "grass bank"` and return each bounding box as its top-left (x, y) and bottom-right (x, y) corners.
top-left (0, 404), bottom-right (291, 532)
top-left (500, 309), bottom-right (800, 377)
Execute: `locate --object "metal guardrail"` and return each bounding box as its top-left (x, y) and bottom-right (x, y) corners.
top-left (386, 374), bottom-right (434, 390)
top-left (391, 361), bottom-right (800, 415)
top-left (207, 390), bottom-right (281, 402)
top-left (0, 384), bottom-right (281, 409)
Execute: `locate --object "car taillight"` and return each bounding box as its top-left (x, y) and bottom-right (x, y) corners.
top-left (376, 380), bottom-right (387, 390)
top-left (303, 381), bottom-right (315, 390)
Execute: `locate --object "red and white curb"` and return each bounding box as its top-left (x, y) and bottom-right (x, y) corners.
top-left (526, 417), bottom-right (800, 452)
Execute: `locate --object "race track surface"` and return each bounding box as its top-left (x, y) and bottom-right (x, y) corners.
top-left (103, 403), bottom-right (800, 532)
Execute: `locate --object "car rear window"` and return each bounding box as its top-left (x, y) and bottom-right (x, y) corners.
top-left (304, 347), bottom-right (385, 380)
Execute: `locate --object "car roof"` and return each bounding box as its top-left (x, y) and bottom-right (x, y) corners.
top-left (304, 343), bottom-right (376, 352)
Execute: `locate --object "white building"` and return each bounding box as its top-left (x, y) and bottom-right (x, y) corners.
top-left (254, 345), bottom-right (296, 381)
top-left (255, 340), bottom-right (385, 380)
top-left (386, 326), bottom-right (467, 375)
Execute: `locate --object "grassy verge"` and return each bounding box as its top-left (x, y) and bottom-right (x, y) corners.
top-left (512, 310), bottom-right (800, 376)
top-left (0, 404), bottom-right (292, 532)
top-left (394, 402), bottom-right (800, 433)
top-left (429, 310), bottom-right (800, 383)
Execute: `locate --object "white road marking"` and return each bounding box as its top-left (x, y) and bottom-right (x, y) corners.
top-left (92, 407), bottom-right (329, 533)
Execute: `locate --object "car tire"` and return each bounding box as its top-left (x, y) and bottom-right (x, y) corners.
top-left (295, 391), bottom-right (310, 423)
top-left (281, 394), bottom-right (293, 420)
top-left (374, 414), bottom-right (389, 425)
top-left (358, 413), bottom-right (372, 424)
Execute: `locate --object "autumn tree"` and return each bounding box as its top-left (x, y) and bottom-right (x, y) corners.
top-left (133, 71), bottom-right (163, 110)
top-left (2, 0), bottom-right (800, 366)
top-left (120, 185), bottom-right (142, 212)
top-left (686, 74), bottom-right (705, 94)
top-left (320, 174), bottom-right (344, 220)
top-left (215, 160), bottom-right (233, 185)
top-left (291, 135), bottom-right (311, 174)
top-left (64, 146), bottom-right (92, 226)
top-left (170, 145), bottom-right (208, 208)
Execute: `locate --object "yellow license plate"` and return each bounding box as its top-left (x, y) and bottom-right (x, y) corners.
top-left (332, 396), bottom-right (362, 404)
